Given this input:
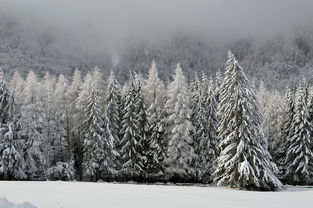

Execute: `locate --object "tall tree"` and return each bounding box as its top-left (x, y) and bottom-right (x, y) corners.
top-left (53, 74), bottom-right (70, 163)
top-left (142, 61), bottom-right (166, 181)
top-left (103, 71), bottom-right (121, 178)
top-left (263, 91), bottom-right (284, 160)
top-left (40, 72), bottom-right (57, 168)
top-left (283, 84), bottom-right (313, 185)
top-left (119, 76), bottom-right (145, 181)
top-left (164, 63), bottom-right (196, 182)
top-left (278, 88), bottom-right (295, 177)
top-left (67, 69), bottom-right (83, 180)
top-left (81, 81), bottom-right (116, 181)
top-left (214, 51), bottom-right (282, 191)
top-left (19, 71), bottom-right (46, 180)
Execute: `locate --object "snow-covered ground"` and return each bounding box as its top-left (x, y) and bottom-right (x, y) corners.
top-left (0, 182), bottom-right (312, 208)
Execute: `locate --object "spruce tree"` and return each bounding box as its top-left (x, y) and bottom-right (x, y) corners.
top-left (202, 76), bottom-right (219, 179)
top-left (283, 84), bottom-right (313, 185)
top-left (0, 70), bottom-right (11, 124)
top-left (103, 71), bottom-right (121, 178)
top-left (119, 77), bottom-right (145, 181)
top-left (190, 73), bottom-right (207, 183)
top-left (40, 72), bottom-right (57, 168)
top-left (53, 74), bottom-right (70, 163)
top-left (82, 85), bottom-right (114, 181)
top-left (264, 91), bottom-right (284, 161)
top-left (0, 122), bottom-right (27, 180)
top-left (142, 61), bottom-right (166, 182)
top-left (165, 63), bottom-right (196, 183)
top-left (214, 51), bottom-right (282, 191)
top-left (19, 71), bottom-right (46, 180)
top-left (278, 88), bottom-right (295, 176)
top-left (67, 69), bottom-right (83, 180)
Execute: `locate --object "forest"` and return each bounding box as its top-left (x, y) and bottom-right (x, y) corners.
top-left (1, 49), bottom-right (312, 191)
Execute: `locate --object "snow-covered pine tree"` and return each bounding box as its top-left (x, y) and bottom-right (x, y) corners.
top-left (82, 84), bottom-right (115, 181)
top-left (40, 72), bottom-right (57, 168)
top-left (103, 71), bottom-right (121, 178)
top-left (53, 74), bottom-right (70, 163)
top-left (214, 50), bottom-right (282, 191)
top-left (164, 63), bottom-right (196, 183)
top-left (133, 75), bottom-right (150, 181)
top-left (142, 61), bottom-right (166, 182)
top-left (278, 88), bottom-right (295, 177)
top-left (0, 72), bottom-right (27, 180)
top-left (9, 71), bottom-right (25, 116)
top-left (283, 83), bottom-right (313, 185)
top-left (0, 122), bottom-right (27, 180)
top-left (19, 71), bottom-right (46, 180)
top-left (75, 72), bottom-right (97, 180)
top-left (0, 70), bottom-right (11, 124)
top-left (67, 69), bottom-right (83, 180)
top-left (263, 91), bottom-right (284, 161)
top-left (202, 75), bottom-right (219, 180)
top-left (119, 75), bottom-right (145, 181)
top-left (190, 73), bottom-right (208, 183)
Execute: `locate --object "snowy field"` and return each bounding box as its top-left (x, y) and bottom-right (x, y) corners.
top-left (0, 182), bottom-right (313, 208)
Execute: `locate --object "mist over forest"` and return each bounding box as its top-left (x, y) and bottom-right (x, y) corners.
top-left (1, 0), bottom-right (313, 89)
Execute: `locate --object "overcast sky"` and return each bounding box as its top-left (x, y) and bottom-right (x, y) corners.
top-left (1, 0), bottom-right (313, 54)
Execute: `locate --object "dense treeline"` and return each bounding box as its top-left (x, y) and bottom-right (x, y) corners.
top-left (1, 51), bottom-right (313, 191)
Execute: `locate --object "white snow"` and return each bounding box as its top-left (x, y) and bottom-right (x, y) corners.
top-left (0, 182), bottom-right (312, 208)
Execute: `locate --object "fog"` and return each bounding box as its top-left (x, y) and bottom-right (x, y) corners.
top-left (1, 0), bottom-right (313, 54)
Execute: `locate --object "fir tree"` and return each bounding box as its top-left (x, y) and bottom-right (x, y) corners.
top-left (82, 85), bottom-right (114, 181)
top-left (103, 71), bottom-right (121, 178)
top-left (142, 61), bottom-right (166, 181)
top-left (202, 76), bottom-right (219, 179)
top-left (0, 122), bottom-right (27, 180)
top-left (119, 77), bottom-right (145, 181)
top-left (53, 74), bottom-right (70, 163)
top-left (165, 63), bottom-right (196, 183)
top-left (214, 51), bottom-right (282, 191)
top-left (19, 71), bottom-right (46, 180)
top-left (0, 70), bottom-right (12, 124)
top-left (40, 72), bottom-right (57, 168)
top-left (283, 84), bottom-right (313, 185)
top-left (264, 91), bottom-right (284, 161)
top-left (66, 69), bottom-right (83, 180)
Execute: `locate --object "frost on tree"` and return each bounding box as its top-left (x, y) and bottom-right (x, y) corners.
top-left (0, 122), bottom-right (27, 180)
top-left (19, 71), bottom-right (46, 180)
top-left (214, 51), bottom-right (282, 191)
top-left (119, 76), bottom-right (145, 181)
top-left (283, 84), bottom-right (313, 185)
top-left (0, 70), bottom-right (11, 124)
top-left (82, 85), bottom-right (115, 181)
top-left (190, 73), bottom-right (218, 183)
top-left (275, 88), bottom-right (295, 177)
top-left (53, 74), bottom-right (71, 163)
top-left (165, 63), bottom-right (196, 182)
top-left (0, 73), bottom-right (27, 180)
top-left (104, 71), bottom-right (122, 172)
top-left (67, 69), bottom-right (83, 180)
top-left (263, 91), bottom-right (284, 164)
top-left (142, 61), bottom-right (166, 181)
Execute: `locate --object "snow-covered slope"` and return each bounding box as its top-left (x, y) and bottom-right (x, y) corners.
top-left (0, 197), bottom-right (36, 208)
top-left (0, 182), bottom-right (312, 208)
